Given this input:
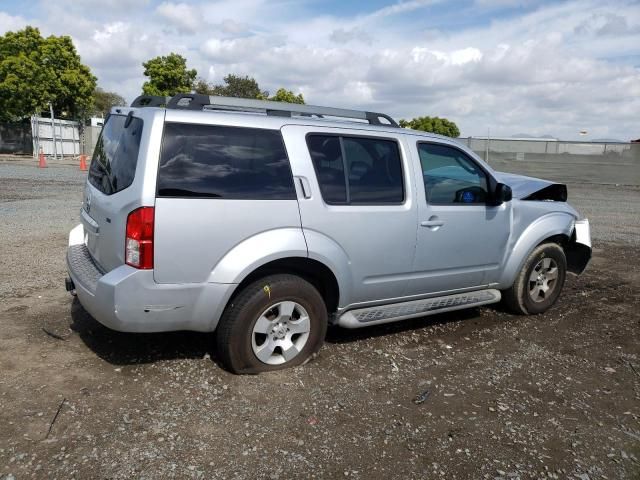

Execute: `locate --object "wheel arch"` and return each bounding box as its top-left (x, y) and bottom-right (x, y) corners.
top-left (499, 212), bottom-right (574, 288)
top-left (224, 257), bottom-right (341, 318)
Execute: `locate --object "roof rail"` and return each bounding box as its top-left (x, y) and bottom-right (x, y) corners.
top-left (130, 95), bottom-right (170, 108)
top-left (163, 93), bottom-right (400, 127)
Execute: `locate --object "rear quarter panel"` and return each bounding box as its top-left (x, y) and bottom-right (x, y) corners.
top-left (153, 199), bottom-right (304, 284)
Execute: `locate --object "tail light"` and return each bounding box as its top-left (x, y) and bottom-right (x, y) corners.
top-left (125, 207), bottom-right (154, 269)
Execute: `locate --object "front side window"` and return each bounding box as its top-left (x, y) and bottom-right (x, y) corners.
top-left (157, 123), bottom-right (296, 199)
top-left (88, 114), bottom-right (143, 195)
top-left (307, 134), bottom-right (404, 205)
top-left (418, 143), bottom-right (488, 204)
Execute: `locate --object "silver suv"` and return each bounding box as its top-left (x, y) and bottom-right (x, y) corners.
top-left (66, 94), bottom-right (592, 373)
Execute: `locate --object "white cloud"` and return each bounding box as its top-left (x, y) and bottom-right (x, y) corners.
top-left (2, 0), bottom-right (639, 140)
top-left (363, 0), bottom-right (443, 21)
top-left (329, 27), bottom-right (372, 45)
top-left (413, 46), bottom-right (483, 65)
top-left (0, 11), bottom-right (27, 34)
top-left (156, 2), bottom-right (204, 34)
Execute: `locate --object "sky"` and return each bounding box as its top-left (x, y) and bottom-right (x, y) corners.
top-left (1, 0), bottom-right (639, 140)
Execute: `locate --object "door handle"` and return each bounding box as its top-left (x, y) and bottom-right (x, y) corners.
top-left (420, 216), bottom-right (444, 229)
top-left (80, 207), bottom-right (99, 234)
top-left (296, 176), bottom-right (312, 199)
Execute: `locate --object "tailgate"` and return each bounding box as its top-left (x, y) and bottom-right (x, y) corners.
top-left (83, 113), bottom-right (145, 271)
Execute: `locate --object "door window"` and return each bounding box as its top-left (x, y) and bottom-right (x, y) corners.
top-left (305, 135), bottom-right (347, 203)
top-left (418, 143), bottom-right (488, 204)
top-left (307, 134), bottom-right (404, 205)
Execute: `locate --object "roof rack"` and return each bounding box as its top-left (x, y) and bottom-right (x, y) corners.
top-left (130, 95), bottom-right (170, 108)
top-left (130, 93), bottom-right (399, 128)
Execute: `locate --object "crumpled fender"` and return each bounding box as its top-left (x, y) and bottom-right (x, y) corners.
top-left (498, 212), bottom-right (575, 287)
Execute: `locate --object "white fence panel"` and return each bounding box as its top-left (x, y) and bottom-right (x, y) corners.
top-left (31, 116), bottom-right (81, 159)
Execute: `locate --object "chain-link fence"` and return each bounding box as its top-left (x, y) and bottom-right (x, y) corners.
top-left (457, 138), bottom-right (640, 185)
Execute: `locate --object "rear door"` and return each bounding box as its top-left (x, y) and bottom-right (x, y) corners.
top-left (281, 125), bottom-right (418, 307)
top-left (83, 112), bottom-right (146, 271)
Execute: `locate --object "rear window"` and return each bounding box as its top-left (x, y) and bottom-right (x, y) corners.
top-left (88, 114), bottom-right (143, 195)
top-left (157, 123), bottom-right (296, 199)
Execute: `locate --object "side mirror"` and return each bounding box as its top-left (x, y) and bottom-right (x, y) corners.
top-left (494, 183), bottom-right (512, 204)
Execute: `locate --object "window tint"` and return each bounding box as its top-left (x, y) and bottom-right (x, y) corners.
top-left (88, 114), bottom-right (143, 195)
top-left (157, 123), bottom-right (296, 199)
top-left (306, 135), bottom-right (347, 203)
top-left (418, 143), bottom-right (488, 204)
top-left (307, 134), bottom-right (404, 205)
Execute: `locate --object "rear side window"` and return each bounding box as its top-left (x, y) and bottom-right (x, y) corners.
top-left (306, 135), bottom-right (347, 203)
top-left (307, 134), bottom-right (404, 205)
top-left (157, 123), bottom-right (296, 199)
top-left (88, 114), bottom-right (143, 195)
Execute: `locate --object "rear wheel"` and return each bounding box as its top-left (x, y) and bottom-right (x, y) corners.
top-left (502, 243), bottom-right (567, 315)
top-left (216, 274), bottom-right (328, 374)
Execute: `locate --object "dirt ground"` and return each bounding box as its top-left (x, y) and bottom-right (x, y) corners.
top-left (0, 162), bottom-right (639, 479)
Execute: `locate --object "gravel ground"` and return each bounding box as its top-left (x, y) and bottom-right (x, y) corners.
top-left (0, 161), bottom-right (639, 479)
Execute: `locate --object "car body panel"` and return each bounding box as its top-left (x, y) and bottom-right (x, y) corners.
top-left (153, 198), bottom-right (303, 284)
top-left (68, 223), bottom-right (232, 332)
top-left (497, 208), bottom-right (576, 287)
top-left (281, 124), bottom-right (419, 305)
top-left (206, 228), bottom-right (308, 284)
top-left (405, 140), bottom-right (512, 294)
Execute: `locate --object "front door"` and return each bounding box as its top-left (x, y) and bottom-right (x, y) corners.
top-left (405, 141), bottom-right (511, 297)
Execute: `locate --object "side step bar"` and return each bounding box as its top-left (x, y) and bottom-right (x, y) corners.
top-left (337, 289), bottom-right (501, 329)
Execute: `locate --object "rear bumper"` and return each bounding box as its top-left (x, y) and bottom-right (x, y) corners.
top-left (66, 224), bottom-right (235, 333)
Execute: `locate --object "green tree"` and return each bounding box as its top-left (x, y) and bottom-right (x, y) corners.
top-left (92, 87), bottom-right (126, 116)
top-left (207, 74), bottom-right (269, 99)
top-left (195, 75), bottom-right (305, 104)
top-left (269, 88), bottom-right (304, 104)
top-left (399, 116), bottom-right (460, 138)
top-left (193, 77), bottom-right (214, 95)
top-left (142, 53), bottom-right (197, 97)
top-left (0, 26), bottom-right (96, 121)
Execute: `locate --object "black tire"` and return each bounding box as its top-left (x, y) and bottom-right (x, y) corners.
top-left (216, 274), bottom-right (328, 374)
top-left (502, 243), bottom-right (567, 315)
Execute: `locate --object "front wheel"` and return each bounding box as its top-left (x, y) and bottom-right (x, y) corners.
top-left (502, 243), bottom-right (567, 315)
top-left (216, 274), bottom-right (328, 374)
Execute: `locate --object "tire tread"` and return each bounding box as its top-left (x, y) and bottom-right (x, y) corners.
top-left (216, 274), bottom-right (327, 374)
top-left (502, 242), bottom-right (566, 315)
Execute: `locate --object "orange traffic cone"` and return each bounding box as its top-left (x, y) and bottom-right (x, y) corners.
top-left (38, 149), bottom-right (47, 168)
top-left (79, 154), bottom-right (88, 171)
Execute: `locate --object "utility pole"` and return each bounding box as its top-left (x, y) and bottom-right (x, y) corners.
top-left (49, 103), bottom-right (58, 161)
top-left (485, 127), bottom-right (490, 164)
